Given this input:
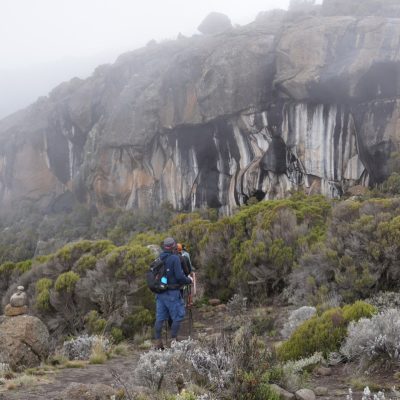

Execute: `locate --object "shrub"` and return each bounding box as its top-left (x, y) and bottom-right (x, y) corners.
top-left (35, 278), bottom-right (53, 311)
top-left (281, 306), bottom-right (317, 339)
top-left (340, 308), bottom-right (400, 369)
top-left (62, 335), bottom-right (110, 361)
top-left (89, 337), bottom-right (109, 364)
top-left (122, 307), bottom-right (154, 338)
top-left (365, 291), bottom-right (400, 311)
top-left (75, 254), bottom-right (97, 274)
top-left (277, 301), bottom-right (376, 361)
top-left (110, 327), bottom-right (124, 344)
top-left (54, 271), bottom-right (80, 293)
top-left (280, 352), bottom-right (324, 392)
top-left (85, 310), bottom-right (107, 334)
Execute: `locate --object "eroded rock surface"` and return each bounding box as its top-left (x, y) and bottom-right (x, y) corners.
top-left (0, 315), bottom-right (50, 371)
top-left (0, 8), bottom-right (399, 214)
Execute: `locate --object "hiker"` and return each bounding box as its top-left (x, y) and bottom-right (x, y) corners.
top-left (154, 237), bottom-right (193, 349)
top-left (176, 243), bottom-right (191, 275)
top-left (182, 244), bottom-right (193, 272)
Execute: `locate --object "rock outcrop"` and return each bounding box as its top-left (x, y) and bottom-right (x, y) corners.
top-left (0, 315), bottom-right (50, 370)
top-left (0, 5), bottom-right (399, 215)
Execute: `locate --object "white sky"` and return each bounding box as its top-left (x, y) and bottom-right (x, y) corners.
top-left (0, 0), bottom-right (291, 118)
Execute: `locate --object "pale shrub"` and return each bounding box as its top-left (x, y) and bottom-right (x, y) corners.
top-left (281, 352), bottom-right (323, 391)
top-left (134, 338), bottom-right (233, 392)
top-left (281, 306), bottom-right (316, 339)
top-left (340, 309), bottom-right (400, 368)
top-left (63, 334), bottom-right (110, 360)
top-left (366, 292), bottom-right (400, 311)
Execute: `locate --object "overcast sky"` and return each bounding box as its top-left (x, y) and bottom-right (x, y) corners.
top-left (0, 0), bottom-right (291, 118)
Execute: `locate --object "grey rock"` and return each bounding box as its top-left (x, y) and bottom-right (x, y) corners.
top-left (314, 366), bottom-right (332, 376)
top-left (198, 12), bottom-right (232, 35)
top-left (270, 384), bottom-right (295, 400)
top-left (10, 287), bottom-right (27, 307)
top-left (295, 389), bottom-right (316, 400)
top-left (314, 387), bottom-right (329, 396)
top-left (0, 315), bottom-right (49, 371)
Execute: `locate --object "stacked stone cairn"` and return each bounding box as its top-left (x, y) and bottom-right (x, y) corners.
top-left (5, 286), bottom-right (28, 316)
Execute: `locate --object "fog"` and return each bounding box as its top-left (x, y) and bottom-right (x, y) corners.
top-left (0, 0), bottom-right (293, 119)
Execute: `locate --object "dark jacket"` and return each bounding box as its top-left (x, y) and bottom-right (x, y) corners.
top-left (160, 251), bottom-right (191, 288)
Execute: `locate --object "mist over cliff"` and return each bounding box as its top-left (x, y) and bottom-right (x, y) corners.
top-left (0, 0), bottom-right (400, 215)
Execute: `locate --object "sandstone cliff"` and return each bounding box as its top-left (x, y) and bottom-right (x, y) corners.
top-left (0, 7), bottom-right (399, 214)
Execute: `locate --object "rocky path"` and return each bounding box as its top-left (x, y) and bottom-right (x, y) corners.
top-left (1, 355), bottom-right (139, 400)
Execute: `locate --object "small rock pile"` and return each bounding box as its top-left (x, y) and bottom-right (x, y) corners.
top-left (4, 286), bottom-right (28, 316)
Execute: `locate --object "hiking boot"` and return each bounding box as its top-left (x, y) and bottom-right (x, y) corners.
top-left (154, 339), bottom-right (164, 350)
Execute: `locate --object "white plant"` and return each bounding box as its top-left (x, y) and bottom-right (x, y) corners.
top-left (62, 334), bottom-right (110, 360)
top-left (281, 306), bottom-right (316, 338)
top-left (340, 309), bottom-right (400, 367)
top-left (281, 352), bottom-right (323, 391)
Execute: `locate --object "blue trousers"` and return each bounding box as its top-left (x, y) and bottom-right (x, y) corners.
top-left (154, 290), bottom-right (185, 339)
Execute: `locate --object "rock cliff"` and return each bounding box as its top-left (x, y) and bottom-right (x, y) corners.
top-left (0, 7), bottom-right (400, 214)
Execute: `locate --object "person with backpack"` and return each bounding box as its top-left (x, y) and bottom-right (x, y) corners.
top-left (181, 244), bottom-right (193, 272)
top-left (176, 243), bottom-right (191, 275)
top-left (153, 237), bottom-right (192, 349)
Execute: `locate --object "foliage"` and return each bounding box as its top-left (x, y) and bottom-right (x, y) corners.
top-left (365, 291), bottom-right (400, 311)
top-left (85, 310), bottom-right (107, 334)
top-left (62, 334), bottom-right (110, 361)
top-left (122, 307), bottom-right (154, 338)
top-left (35, 278), bottom-right (53, 312)
top-left (54, 271), bottom-right (80, 293)
top-left (281, 306), bottom-right (316, 339)
top-left (277, 301), bottom-right (377, 361)
top-left (280, 352), bottom-right (324, 391)
top-left (340, 308), bottom-right (400, 369)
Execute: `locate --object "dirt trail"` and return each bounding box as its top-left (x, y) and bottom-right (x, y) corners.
top-left (1, 355), bottom-right (139, 400)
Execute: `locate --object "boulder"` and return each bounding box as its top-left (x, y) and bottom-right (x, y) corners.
top-left (59, 383), bottom-right (116, 400)
top-left (4, 304), bottom-right (28, 317)
top-left (198, 12), bottom-right (232, 35)
top-left (0, 315), bottom-right (50, 371)
top-left (314, 387), bottom-right (328, 396)
top-left (270, 384), bottom-right (295, 400)
top-left (314, 366), bottom-right (332, 376)
top-left (295, 389), bottom-right (316, 400)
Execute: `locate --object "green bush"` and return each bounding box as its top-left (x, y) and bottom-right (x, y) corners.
top-left (75, 254), bottom-right (97, 274)
top-left (110, 327), bottom-right (124, 344)
top-left (277, 301), bottom-right (377, 361)
top-left (54, 271), bottom-right (80, 293)
top-left (122, 307), bottom-right (154, 338)
top-left (235, 371), bottom-right (281, 400)
top-left (85, 310), bottom-right (107, 334)
top-left (35, 278), bottom-right (53, 311)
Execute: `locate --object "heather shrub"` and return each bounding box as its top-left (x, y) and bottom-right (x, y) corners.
top-left (280, 352), bottom-right (324, 391)
top-left (365, 291), bottom-right (400, 311)
top-left (54, 271), bottom-right (80, 293)
top-left (281, 306), bottom-right (316, 339)
top-left (340, 308), bottom-right (400, 369)
top-left (277, 301), bottom-right (376, 361)
top-left (62, 334), bottom-right (110, 360)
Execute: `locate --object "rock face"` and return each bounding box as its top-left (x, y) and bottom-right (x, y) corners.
top-left (0, 315), bottom-right (50, 371)
top-left (0, 7), bottom-right (399, 215)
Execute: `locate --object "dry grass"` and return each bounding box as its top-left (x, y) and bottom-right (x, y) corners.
top-left (89, 336), bottom-right (109, 365)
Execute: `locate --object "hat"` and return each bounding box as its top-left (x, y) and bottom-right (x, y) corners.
top-left (163, 237), bottom-right (176, 250)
